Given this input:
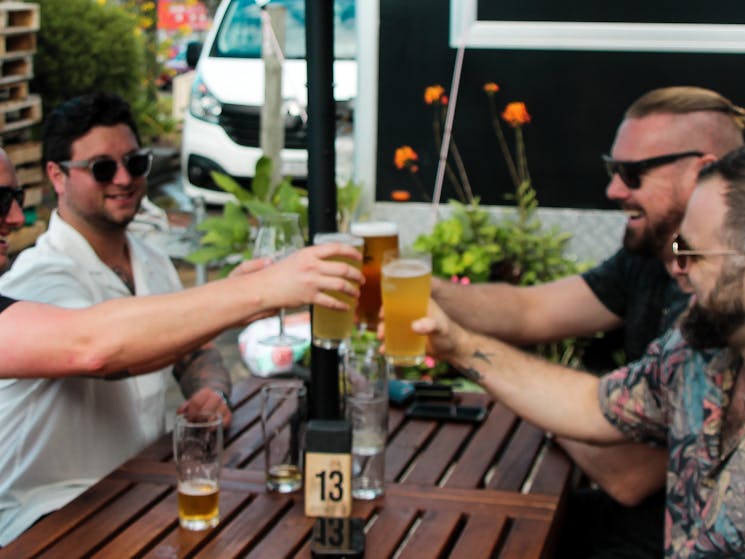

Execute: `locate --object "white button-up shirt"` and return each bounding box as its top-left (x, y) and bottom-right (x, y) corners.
top-left (0, 211), bottom-right (183, 545)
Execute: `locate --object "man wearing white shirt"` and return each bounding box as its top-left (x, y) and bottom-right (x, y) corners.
top-left (0, 92), bottom-right (232, 544)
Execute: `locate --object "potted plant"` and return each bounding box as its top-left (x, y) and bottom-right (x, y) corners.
top-left (391, 83), bottom-right (593, 381)
top-left (186, 156), bottom-right (361, 276)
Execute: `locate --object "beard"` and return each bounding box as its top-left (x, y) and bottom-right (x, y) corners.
top-left (679, 304), bottom-right (745, 349)
top-left (679, 265), bottom-right (745, 349)
top-left (622, 205), bottom-right (685, 257)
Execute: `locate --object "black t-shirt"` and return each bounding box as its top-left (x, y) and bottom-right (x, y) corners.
top-left (0, 294), bottom-right (16, 313)
top-left (581, 248), bottom-right (690, 362)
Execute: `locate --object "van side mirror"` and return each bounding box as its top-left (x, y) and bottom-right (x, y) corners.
top-left (186, 41), bottom-right (203, 68)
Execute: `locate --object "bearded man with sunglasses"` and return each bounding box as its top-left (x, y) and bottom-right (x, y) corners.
top-left (0, 92), bottom-right (236, 544)
top-left (403, 146), bottom-right (745, 558)
top-left (430, 86), bottom-right (745, 558)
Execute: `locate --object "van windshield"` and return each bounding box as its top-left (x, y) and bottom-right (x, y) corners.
top-left (213, 0), bottom-right (355, 60)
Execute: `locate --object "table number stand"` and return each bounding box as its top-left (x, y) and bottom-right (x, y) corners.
top-left (304, 419), bottom-right (353, 518)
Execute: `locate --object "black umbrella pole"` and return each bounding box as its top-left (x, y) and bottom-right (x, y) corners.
top-left (309, 344), bottom-right (341, 420)
top-left (306, 0), bottom-right (336, 240)
top-left (306, 0), bottom-right (339, 420)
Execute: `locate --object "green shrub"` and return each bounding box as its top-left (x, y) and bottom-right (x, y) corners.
top-left (411, 181), bottom-right (595, 374)
top-left (30, 0), bottom-right (147, 134)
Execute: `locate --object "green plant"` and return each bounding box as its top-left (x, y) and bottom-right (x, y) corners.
top-left (413, 199), bottom-right (499, 282)
top-left (31, 0), bottom-right (174, 144)
top-left (400, 82), bottom-right (593, 372)
top-left (32, 0), bottom-right (143, 119)
top-left (186, 157), bottom-right (363, 276)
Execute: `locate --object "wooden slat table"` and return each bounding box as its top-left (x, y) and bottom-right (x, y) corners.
top-left (0, 376), bottom-right (574, 559)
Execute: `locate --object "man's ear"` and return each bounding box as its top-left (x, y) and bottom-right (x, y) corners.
top-left (697, 153), bottom-right (719, 169)
top-left (684, 153), bottom-right (718, 192)
top-left (46, 161), bottom-right (66, 196)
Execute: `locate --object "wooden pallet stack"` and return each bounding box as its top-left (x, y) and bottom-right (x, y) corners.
top-left (0, 1), bottom-right (43, 253)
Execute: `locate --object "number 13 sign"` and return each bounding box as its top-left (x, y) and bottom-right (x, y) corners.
top-left (304, 420), bottom-right (353, 518)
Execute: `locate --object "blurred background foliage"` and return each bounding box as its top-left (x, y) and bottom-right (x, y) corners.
top-left (30, 0), bottom-right (177, 144)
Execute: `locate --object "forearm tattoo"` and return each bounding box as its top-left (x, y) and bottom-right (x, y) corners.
top-left (458, 349), bottom-right (495, 382)
top-left (173, 347), bottom-right (232, 398)
top-left (472, 350), bottom-right (493, 365)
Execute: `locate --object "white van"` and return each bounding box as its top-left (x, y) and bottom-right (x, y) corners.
top-left (181, 0), bottom-right (356, 204)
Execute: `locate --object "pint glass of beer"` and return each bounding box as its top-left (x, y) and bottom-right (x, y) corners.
top-left (173, 411), bottom-right (223, 530)
top-left (349, 221), bottom-right (399, 331)
top-left (381, 249), bottom-right (432, 366)
top-left (311, 232), bottom-right (363, 348)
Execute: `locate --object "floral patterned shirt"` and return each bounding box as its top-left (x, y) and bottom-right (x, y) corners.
top-left (599, 329), bottom-right (745, 558)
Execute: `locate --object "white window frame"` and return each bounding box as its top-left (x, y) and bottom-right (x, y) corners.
top-left (451, 1), bottom-right (745, 53)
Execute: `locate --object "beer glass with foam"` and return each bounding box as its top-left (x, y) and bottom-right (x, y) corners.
top-left (173, 411), bottom-right (223, 530)
top-left (381, 249), bottom-right (432, 365)
top-left (311, 232), bottom-right (363, 348)
top-left (349, 221), bottom-right (399, 331)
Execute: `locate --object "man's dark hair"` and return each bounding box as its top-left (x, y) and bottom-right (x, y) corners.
top-left (42, 92), bottom-right (141, 167)
top-left (699, 146), bottom-right (745, 251)
top-left (626, 86), bottom-right (745, 125)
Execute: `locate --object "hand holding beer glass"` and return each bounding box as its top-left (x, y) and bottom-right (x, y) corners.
top-left (349, 221), bottom-right (399, 332)
top-left (311, 232), bottom-right (363, 348)
top-left (173, 411), bottom-right (223, 530)
top-left (381, 248), bottom-right (432, 366)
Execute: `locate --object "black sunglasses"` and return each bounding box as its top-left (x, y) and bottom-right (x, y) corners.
top-left (671, 233), bottom-right (741, 270)
top-left (602, 151), bottom-right (703, 189)
top-left (0, 187), bottom-right (24, 217)
top-left (58, 150), bottom-right (153, 183)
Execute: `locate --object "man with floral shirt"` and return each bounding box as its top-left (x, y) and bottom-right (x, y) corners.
top-left (403, 146), bottom-right (745, 557)
top-left (431, 86), bottom-right (745, 558)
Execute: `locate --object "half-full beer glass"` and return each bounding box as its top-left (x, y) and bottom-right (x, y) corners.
top-left (311, 232), bottom-right (363, 348)
top-left (381, 249), bottom-right (432, 366)
top-left (349, 221), bottom-right (399, 331)
top-left (173, 411), bottom-right (223, 530)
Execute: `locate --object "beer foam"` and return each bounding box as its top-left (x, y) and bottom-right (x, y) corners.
top-left (350, 221), bottom-right (398, 237)
top-left (313, 232), bottom-right (363, 247)
top-left (382, 259), bottom-right (430, 277)
top-left (178, 479), bottom-right (218, 495)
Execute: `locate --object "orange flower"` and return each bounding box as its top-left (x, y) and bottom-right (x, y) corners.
top-left (394, 145), bottom-right (419, 171)
top-left (483, 82), bottom-right (499, 94)
top-left (424, 85), bottom-right (445, 105)
top-left (501, 102), bottom-right (531, 127)
top-left (391, 190), bottom-right (411, 201)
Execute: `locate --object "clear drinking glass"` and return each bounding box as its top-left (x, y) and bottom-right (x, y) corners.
top-left (261, 381), bottom-right (307, 493)
top-left (173, 411), bottom-right (223, 530)
top-left (342, 347), bottom-right (389, 500)
top-left (253, 213), bottom-right (306, 346)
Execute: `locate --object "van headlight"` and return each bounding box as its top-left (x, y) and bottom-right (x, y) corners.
top-left (189, 76), bottom-right (222, 123)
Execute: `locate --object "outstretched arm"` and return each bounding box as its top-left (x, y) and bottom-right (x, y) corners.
top-left (1, 242), bottom-right (363, 379)
top-left (407, 300), bottom-right (626, 444)
top-left (431, 275), bottom-right (622, 344)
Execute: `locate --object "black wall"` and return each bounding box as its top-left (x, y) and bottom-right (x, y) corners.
top-left (376, 0), bottom-right (744, 209)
